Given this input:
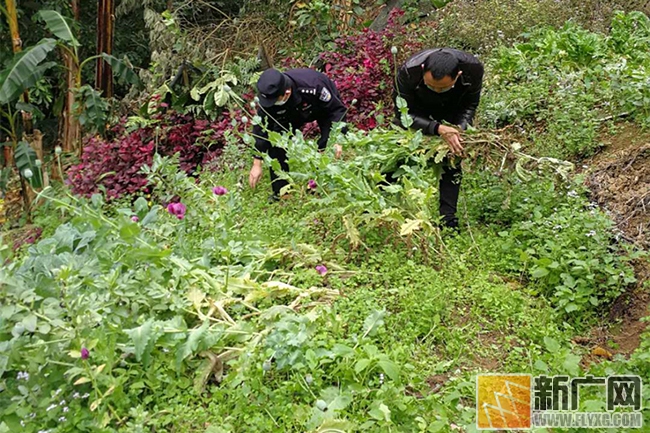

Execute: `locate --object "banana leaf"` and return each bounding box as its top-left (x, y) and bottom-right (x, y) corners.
top-left (100, 54), bottom-right (140, 86)
top-left (0, 39), bottom-right (57, 104)
top-left (38, 10), bottom-right (79, 47)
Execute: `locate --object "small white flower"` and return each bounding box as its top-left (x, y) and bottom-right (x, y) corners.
top-left (351, 98), bottom-right (358, 105)
top-left (390, 46), bottom-right (398, 54)
top-left (82, 393), bottom-right (90, 399)
top-left (21, 420), bottom-right (26, 427)
top-left (254, 96), bottom-right (260, 103)
top-left (23, 168), bottom-right (33, 179)
top-left (63, 407), bottom-right (69, 413)
top-left (58, 416), bottom-right (66, 422)
top-left (59, 400), bottom-right (66, 406)
top-left (567, 190), bottom-right (578, 198)
top-left (17, 371), bottom-right (29, 380)
top-left (586, 230), bottom-right (597, 237)
top-left (250, 101), bottom-right (256, 108)
top-left (35, 159), bottom-right (42, 167)
top-left (241, 116), bottom-right (249, 124)
top-left (55, 146), bottom-right (62, 155)
top-left (46, 404), bottom-right (57, 412)
top-left (72, 392), bottom-right (80, 399)
top-left (54, 388), bottom-right (62, 396)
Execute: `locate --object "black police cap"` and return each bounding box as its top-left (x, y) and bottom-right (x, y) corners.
top-left (257, 68), bottom-right (290, 107)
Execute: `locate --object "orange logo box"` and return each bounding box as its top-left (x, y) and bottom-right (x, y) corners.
top-left (477, 374), bottom-right (532, 430)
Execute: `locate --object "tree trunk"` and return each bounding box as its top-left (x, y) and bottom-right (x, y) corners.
top-left (60, 48), bottom-right (82, 154)
top-left (60, 0), bottom-right (81, 153)
top-left (96, 0), bottom-right (115, 98)
top-left (3, 139), bottom-right (12, 167)
top-left (71, 0), bottom-right (79, 19)
top-left (6, 0), bottom-right (33, 221)
top-left (6, 0), bottom-right (33, 134)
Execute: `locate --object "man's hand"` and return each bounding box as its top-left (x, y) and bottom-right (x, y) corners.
top-left (334, 144), bottom-right (343, 159)
top-left (438, 124), bottom-right (464, 156)
top-left (249, 159), bottom-right (263, 188)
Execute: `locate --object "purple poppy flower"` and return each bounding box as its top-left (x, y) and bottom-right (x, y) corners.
top-left (167, 202), bottom-right (186, 220)
top-left (212, 186), bottom-right (228, 196)
top-left (308, 179), bottom-right (317, 190)
top-left (131, 216), bottom-right (139, 222)
top-left (315, 265), bottom-right (328, 276)
top-left (81, 348), bottom-right (89, 360)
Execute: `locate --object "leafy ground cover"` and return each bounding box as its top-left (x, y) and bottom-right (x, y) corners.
top-left (1, 8), bottom-right (650, 433)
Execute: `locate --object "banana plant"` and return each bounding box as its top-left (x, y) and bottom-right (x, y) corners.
top-left (0, 10), bottom-right (140, 144)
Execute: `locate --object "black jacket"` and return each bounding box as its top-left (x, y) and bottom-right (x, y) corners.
top-left (393, 48), bottom-right (484, 135)
top-left (253, 69), bottom-right (347, 156)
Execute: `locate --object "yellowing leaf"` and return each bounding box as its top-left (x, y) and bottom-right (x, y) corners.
top-left (95, 364), bottom-right (106, 374)
top-left (90, 398), bottom-right (102, 412)
top-left (400, 219), bottom-right (422, 236)
top-left (101, 411), bottom-right (111, 427)
top-left (104, 385), bottom-right (115, 397)
top-left (188, 287), bottom-right (206, 311)
top-left (343, 215), bottom-right (361, 248)
top-left (74, 377), bottom-right (91, 385)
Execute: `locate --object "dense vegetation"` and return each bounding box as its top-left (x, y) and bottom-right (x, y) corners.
top-left (1, 1), bottom-right (649, 432)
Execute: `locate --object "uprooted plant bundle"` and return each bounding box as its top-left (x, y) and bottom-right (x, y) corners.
top-left (243, 106), bottom-right (576, 257)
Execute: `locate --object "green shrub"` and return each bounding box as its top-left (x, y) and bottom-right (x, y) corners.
top-left (463, 171), bottom-right (638, 319)
top-left (427, 0), bottom-right (645, 54)
top-left (480, 12), bottom-right (650, 158)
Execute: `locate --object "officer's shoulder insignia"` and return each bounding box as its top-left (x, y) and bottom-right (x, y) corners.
top-left (319, 87), bottom-right (332, 102)
top-left (299, 87), bottom-right (317, 95)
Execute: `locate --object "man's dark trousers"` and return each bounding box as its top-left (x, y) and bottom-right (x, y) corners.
top-left (268, 146), bottom-right (290, 197)
top-left (383, 157), bottom-right (461, 228)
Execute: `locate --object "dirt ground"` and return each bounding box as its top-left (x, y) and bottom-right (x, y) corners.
top-left (580, 123), bottom-right (650, 363)
top-left (586, 123), bottom-right (650, 247)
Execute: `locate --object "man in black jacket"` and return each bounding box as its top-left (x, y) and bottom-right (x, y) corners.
top-left (393, 48), bottom-right (484, 229)
top-left (248, 68), bottom-right (347, 200)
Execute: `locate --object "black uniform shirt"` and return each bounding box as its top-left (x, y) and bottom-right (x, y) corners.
top-left (253, 68), bottom-right (348, 156)
top-left (393, 48), bottom-right (484, 135)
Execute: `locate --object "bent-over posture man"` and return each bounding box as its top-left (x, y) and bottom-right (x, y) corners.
top-left (393, 48), bottom-right (484, 229)
top-left (249, 68), bottom-right (347, 201)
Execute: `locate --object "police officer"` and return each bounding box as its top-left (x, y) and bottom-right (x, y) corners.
top-left (393, 48), bottom-right (484, 229)
top-left (248, 68), bottom-right (348, 200)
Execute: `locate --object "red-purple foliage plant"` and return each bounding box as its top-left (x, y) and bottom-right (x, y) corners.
top-left (67, 109), bottom-right (240, 199)
top-left (319, 9), bottom-right (424, 130)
